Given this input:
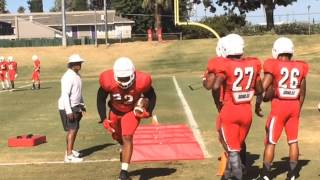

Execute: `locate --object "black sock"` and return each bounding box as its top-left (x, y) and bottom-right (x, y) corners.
top-left (11, 81), bottom-right (14, 89)
top-left (262, 162), bottom-right (271, 177)
top-left (240, 143), bottom-right (247, 167)
top-left (32, 83), bottom-right (35, 89)
top-left (38, 84), bottom-right (40, 89)
top-left (288, 161), bottom-right (298, 177)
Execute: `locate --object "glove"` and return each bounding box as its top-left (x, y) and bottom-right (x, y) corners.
top-left (133, 107), bottom-right (150, 119)
top-left (103, 119), bottom-right (115, 134)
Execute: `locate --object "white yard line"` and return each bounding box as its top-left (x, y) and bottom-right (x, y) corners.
top-left (0, 158), bottom-right (119, 166)
top-left (172, 76), bottom-right (211, 158)
top-left (0, 83), bottom-right (32, 93)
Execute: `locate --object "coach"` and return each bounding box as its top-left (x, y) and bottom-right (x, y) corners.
top-left (58, 54), bottom-right (86, 163)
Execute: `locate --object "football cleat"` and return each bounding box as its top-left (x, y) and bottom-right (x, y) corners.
top-left (64, 154), bottom-right (83, 163)
top-left (72, 150), bottom-right (81, 158)
top-left (118, 170), bottom-right (131, 180)
top-left (286, 169), bottom-right (297, 180)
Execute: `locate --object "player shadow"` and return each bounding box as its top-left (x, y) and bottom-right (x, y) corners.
top-left (268, 157), bottom-right (310, 179)
top-left (244, 152), bottom-right (261, 179)
top-left (79, 143), bottom-right (115, 158)
top-left (129, 167), bottom-right (176, 180)
top-left (8, 87), bottom-right (52, 92)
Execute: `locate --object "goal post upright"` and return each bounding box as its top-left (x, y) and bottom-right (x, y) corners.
top-left (174, 0), bottom-right (220, 39)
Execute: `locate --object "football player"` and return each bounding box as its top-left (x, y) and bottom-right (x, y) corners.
top-left (97, 57), bottom-right (156, 180)
top-left (31, 55), bottom-right (41, 90)
top-left (212, 34), bottom-right (263, 180)
top-left (203, 37), bottom-right (229, 175)
top-left (255, 37), bottom-right (308, 180)
top-left (0, 56), bottom-right (9, 90)
top-left (7, 56), bottom-right (18, 89)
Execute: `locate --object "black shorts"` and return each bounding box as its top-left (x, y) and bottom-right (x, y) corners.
top-left (59, 108), bottom-right (83, 131)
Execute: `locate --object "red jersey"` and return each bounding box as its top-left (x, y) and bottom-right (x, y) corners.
top-left (206, 56), bottom-right (226, 102)
top-left (263, 58), bottom-right (308, 100)
top-left (33, 60), bottom-right (40, 72)
top-left (0, 61), bottom-right (8, 71)
top-left (99, 70), bottom-right (152, 113)
top-left (207, 56), bottom-right (225, 74)
top-left (8, 61), bottom-right (17, 72)
top-left (216, 57), bottom-right (261, 104)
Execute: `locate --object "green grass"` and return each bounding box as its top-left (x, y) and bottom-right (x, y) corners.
top-left (0, 35), bottom-right (320, 179)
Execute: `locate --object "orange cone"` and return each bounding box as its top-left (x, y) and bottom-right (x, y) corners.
top-left (216, 151), bottom-right (228, 176)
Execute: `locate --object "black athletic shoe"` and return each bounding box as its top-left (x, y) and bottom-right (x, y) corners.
top-left (254, 176), bottom-right (271, 180)
top-left (286, 170), bottom-right (297, 180)
top-left (118, 170), bottom-right (131, 180)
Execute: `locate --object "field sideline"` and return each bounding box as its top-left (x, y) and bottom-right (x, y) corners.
top-left (0, 35), bottom-right (320, 179)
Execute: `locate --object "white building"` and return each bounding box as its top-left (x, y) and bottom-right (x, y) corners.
top-left (0, 10), bottom-right (134, 40)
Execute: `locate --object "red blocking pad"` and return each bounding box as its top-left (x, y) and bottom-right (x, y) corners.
top-left (8, 135), bottom-right (46, 147)
top-left (131, 124), bottom-right (205, 162)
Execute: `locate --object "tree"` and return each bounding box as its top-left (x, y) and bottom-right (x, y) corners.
top-left (142, 0), bottom-right (170, 30)
top-left (0, 0), bottom-right (6, 13)
top-left (72, 0), bottom-right (88, 11)
top-left (112, 0), bottom-right (154, 33)
top-left (51, 0), bottom-right (73, 12)
top-left (27, 0), bottom-right (43, 12)
top-left (204, 0), bottom-right (297, 30)
top-left (89, 0), bottom-right (105, 10)
top-left (112, 0), bottom-right (189, 33)
top-left (17, 6), bottom-right (26, 13)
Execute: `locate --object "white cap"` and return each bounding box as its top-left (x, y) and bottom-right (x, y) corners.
top-left (68, 54), bottom-right (85, 63)
top-left (32, 55), bottom-right (39, 61)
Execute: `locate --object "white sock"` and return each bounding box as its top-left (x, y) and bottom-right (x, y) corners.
top-left (121, 163), bottom-right (129, 171)
top-left (1, 82), bottom-right (4, 89)
top-left (5, 80), bottom-right (9, 88)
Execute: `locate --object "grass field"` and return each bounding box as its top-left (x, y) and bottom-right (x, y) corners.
top-left (0, 35), bottom-right (320, 180)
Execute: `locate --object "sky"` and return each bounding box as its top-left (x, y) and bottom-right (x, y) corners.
top-left (192, 0), bottom-right (320, 24)
top-left (6, 0), bottom-right (320, 24)
top-left (7, 0), bottom-right (55, 13)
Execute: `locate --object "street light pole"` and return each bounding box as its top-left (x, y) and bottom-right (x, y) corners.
top-left (308, 5), bottom-right (311, 35)
top-left (62, 0), bottom-right (67, 47)
top-left (94, 8), bottom-right (98, 47)
top-left (104, 0), bottom-right (108, 45)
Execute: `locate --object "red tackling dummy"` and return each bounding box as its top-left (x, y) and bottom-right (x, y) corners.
top-left (131, 124), bottom-right (204, 162)
top-left (8, 134), bottom-right (46, 147)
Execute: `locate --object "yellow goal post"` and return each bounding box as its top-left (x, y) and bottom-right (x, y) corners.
top-left (174, 0), bottom-right (220, 39)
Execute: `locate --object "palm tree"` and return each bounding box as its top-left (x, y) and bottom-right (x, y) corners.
top-left (0, 0), bottom-right (6, 13)
top-left (142, 0), bottom-right (170, 30)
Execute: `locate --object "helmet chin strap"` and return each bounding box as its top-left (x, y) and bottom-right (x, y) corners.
top-left (117, 78), bottom-right (135, 89)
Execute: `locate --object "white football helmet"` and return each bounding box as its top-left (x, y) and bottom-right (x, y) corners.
top-left (32, 55), bottom-right (38, 61)
top-left (272, 37), bottom-right (294, 59)
top-left (221, 33), bottom-right (244, 57)
top-left (216, 37), bottom-right (226, 57)
top-left (113, 57), bottom-right (135, 89)
top-left (0, 56), bottom-right (4, 62)
top-left (7, 56), bottom-right (14, 62)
